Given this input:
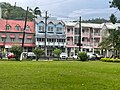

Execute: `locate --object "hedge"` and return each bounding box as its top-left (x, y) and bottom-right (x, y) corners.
top-left (100, 58), bottom-right (120, 62)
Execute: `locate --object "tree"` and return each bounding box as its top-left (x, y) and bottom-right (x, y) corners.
top-left (75, 49), bottom-right (79, 55)
top-left (33, 48), bottom-right (44, 61)
top-left (53, 48), bottom-right (62, 60)
top-left (110, 0), bottom-right (120, 10)
top-left (10, 45), bottom-right (22, 60)
top-left (99, 29), bottom-right (120, 57)
top-left (110, 14), bottom-right (117, 24)
top-left (78, 52), bottom-right (88, 61)
top-left (109, 0), bottom-right (119, 24)
top-left (29, 7), bottom-right (41, 18)
top-left (1, 2), bottom-right (34, 21)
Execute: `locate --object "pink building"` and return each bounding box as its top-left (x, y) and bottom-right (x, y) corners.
top-left (65, 22), bottom-right (102, 57)
top-left (0, 19), bottom-right (35, 53)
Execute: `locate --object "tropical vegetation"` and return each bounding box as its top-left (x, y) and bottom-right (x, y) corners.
top-left (10, 45), bottom-right (22, 60)
top-left (53, 48), bottom-right (62, 60)
top-left (33, 48), bottom-right (44, 60)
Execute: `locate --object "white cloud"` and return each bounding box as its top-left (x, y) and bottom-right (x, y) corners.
top-left (0, 0), bottom-right (120, 20)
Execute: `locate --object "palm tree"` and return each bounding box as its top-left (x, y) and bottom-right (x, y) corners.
top-left (99, 29), bottom-right (120, 58)
top-left (29, 7), bottom-right (41, 18)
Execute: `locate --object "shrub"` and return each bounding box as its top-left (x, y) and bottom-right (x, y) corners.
top-left (53, 48), bottom-right (62, 60)
top-left (33, 48), bottom-right (44, 61)
top-left (78, 52), bottom-right (88, 61)
top-left (100, 58), bottom-right (120, 62)
top-left (10, 45), bottom-right (22, 61)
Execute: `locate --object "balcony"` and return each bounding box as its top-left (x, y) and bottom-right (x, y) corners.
top-left (94, 33), bottom-right (101, 38)
top-left (66, 32), bottom-right (73, 37)
top-left (67, 41), bottom-right (73, 45)
top-left (82, 33), bottom-right (89, 37)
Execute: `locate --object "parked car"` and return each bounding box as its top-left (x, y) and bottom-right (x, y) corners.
top-left (87, 53), bottom-right (96, 60)
top-left (60, 52), bottom-right (68, 59)
top-left (27, 52), bottom-right (36, 59)
top-left (93, 53), bottom-right (104, 60)
top-left (72, 55), bottom-right (78, 59)
top-left (7, 53), bottom-right (15, 59)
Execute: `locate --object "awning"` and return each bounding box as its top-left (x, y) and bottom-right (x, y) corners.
top-left (27, 35), bottom-right (32, 39)
top-left (19, 35), bottom-right (23, 38)
top-left (1, 34), bottom-right (7, 38)
top-left (10, 34), bottom-right (15, 38)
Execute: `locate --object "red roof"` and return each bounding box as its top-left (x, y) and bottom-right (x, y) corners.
top-left (0, 19), bottom-right (35, 33)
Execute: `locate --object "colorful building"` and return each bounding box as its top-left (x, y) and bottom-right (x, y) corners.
top-left (0, 19), bottom-right (35, 53)
top-left (65, 22), bottom-right (102, 57)
top-left (35, 17), bottom-right (66, 56)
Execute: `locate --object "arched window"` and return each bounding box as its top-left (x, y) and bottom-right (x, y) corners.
top-left (26, 25), bottom-right (30, 31)
top-left (5, 24), bottom-right (11, 30)
top-left (15, 24), bottom-right (21, 30)
top-left (48, 22), bottom-right (54, 32)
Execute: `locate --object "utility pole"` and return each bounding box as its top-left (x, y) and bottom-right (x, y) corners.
top-left (44, 11), bottom-right (49, 56)
top-left (22, 6), bottom-right (29, 49)
top-left (79, 16), bottom-right (81, 51)
top-left (20, 6), bottom-right (29, 61)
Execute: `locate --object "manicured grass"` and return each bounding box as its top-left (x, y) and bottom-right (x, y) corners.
top-left (0, 61), bottom-right (120, 90)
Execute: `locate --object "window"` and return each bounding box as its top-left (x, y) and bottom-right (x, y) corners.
top-left (19, 38), bottom-right (22, 42)
top-left (75, 28), bottom-right (79, 35)
top-left (26, 25), bottom-right (30, 31)
top-left (82, 38), bottom-right (85, 41)
top-left (15, 25), bottom-right (21, 30)
top-left (67, 29), bottom-right (70, 33)
top-left (1, 38), bottom-right (6, 41)
top-left (67, 38), bottom-right (70, 41)
top-left (11, 38), bottom-right (15, 42)
top-left (27, 38), bottom-right (31, 42)
top-left (37, 38), bottom-right (45, 42)
top-left (6, 24), bottom-right (11, 30)
top-left (74, 36), bottom-right (79, 44)
top-left (48, 26), bottom-right (53, 32)
top-left (82, 29), bottom-right (85, 33)
top-left (39, 26), bottom-right (44, 32)
top-left (57, 27), bottom-right (62, 32)
top-left (47, 38), bottom-right (52, 42)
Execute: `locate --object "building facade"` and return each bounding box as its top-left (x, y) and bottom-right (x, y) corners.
top-left (101, 23), bottom-right (120, 57)
top-left (35, 17), bottom-right (66, 56)
top-left (0, 19), bottom-right (35, 54)
top-left (65, 22), bottom-right (102, 57)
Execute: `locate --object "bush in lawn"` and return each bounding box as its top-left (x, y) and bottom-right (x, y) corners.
top-left (33, 48), bottom-right (44, 61)
top-left (100, 58), bottom-right (111, 62)
top-left (78, 52), bottom-right (88, 61)
top-left (10, 45), bottom-right (22, 61)
top-left (100, 58), bottom-right (120, 62)
top-left (53, 48), bottom-right (62, 60)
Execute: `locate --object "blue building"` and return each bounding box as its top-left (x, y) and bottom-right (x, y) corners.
top-left (35, 17), bottom-right (66, 56)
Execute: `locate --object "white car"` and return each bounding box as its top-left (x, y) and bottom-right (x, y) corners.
top-left (72, 55), bottom-right (78, 59)
top-left (60, 53), bottom-right (68, 59)
top-left (27, 52), bottom-right (36, 59)
top-left (87, 53), bottom-right (96, 60)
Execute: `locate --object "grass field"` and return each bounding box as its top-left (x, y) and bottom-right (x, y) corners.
top-left (0, 61), bottom-right (120, 90)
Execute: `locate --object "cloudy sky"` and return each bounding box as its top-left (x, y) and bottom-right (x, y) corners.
top-left (1, 0), bottom-right (120, 20)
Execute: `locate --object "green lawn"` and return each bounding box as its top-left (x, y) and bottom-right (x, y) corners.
top-left (0, 61), bottom-right (120, 90)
